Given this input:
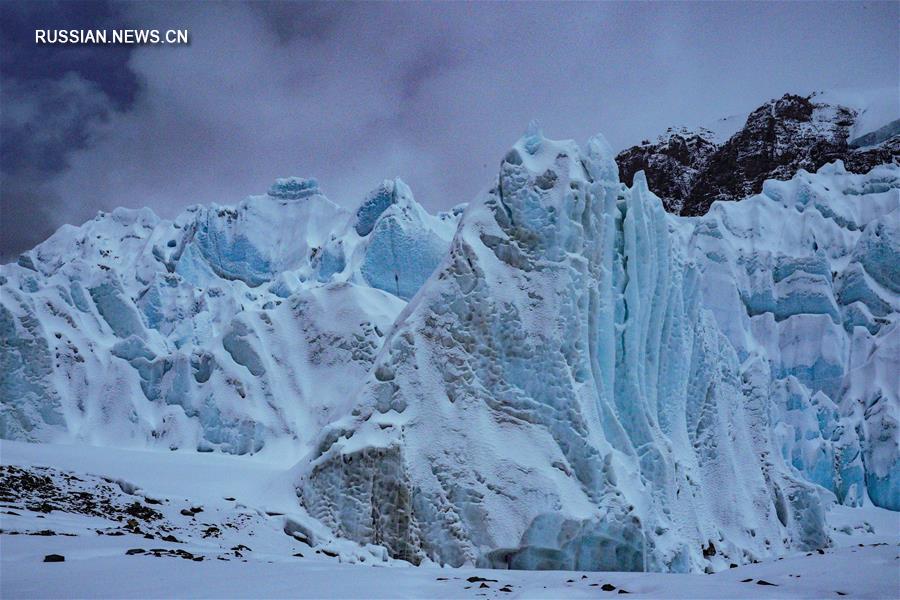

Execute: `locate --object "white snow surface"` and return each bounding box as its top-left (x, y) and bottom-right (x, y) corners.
top-left (1, 439), bottom-right (897, 599)
top-left (698, 113), bottom-right (747, 144)
top-left (1, 125), bottom-right (898, 578)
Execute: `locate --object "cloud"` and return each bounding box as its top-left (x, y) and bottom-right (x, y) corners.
top-left (49, 2), bottom-right (466, 218)
top-left (1, 1), bottom-right (898, 260)
top-left (0, 74), bottom-right (117, 260)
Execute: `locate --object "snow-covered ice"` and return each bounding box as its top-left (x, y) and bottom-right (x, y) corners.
top-left (1, 125), bottom-right (898, 586)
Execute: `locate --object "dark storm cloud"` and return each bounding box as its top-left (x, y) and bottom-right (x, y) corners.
top-left (0, 74), bottom-right (116, 260)
top-left (0, 1), bottom-right (140, 260)
top-left (1, 1), bottom-right (898, 261)
top-left (0, 0), bottom-right (138, 105)
top-left (248, 1), bottom-right (343, 44)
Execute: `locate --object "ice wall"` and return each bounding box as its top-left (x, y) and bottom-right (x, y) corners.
top-left (1, 128), bottom-right (896, 575)
top-left (685, 161), bottom-right (900, 509)
top-left (296, 130), bottom-right (831, 572)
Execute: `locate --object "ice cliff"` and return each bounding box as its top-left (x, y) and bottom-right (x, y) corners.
top-left (1, 178), bottom-right (456, 453)
top-left (295, 130), bottom-right (837, 571)
top-left (1, 126), bottom-right (897, 573)
top-left (685, 162), bottom-right (899, 510)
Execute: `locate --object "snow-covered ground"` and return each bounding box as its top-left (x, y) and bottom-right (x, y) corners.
top-left (2, 440), bottom-right (897, 599)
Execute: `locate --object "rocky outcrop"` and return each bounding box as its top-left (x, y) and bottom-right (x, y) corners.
top-left (617, 93), bottom-right (899, 216)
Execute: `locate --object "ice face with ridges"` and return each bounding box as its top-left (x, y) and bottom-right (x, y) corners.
top-left (0, 178), bottom-right (441, 453)
top-left (686, 161), bottom-right (899, 509)
top-left (295, 131), bottom-right (830, 572)
top-left (357, 180), bottom-right (455, 300)
top-left (186, 188), bottom-right (346, 287)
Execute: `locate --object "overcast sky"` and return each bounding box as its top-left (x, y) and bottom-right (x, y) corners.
top-left (1, 1), bottom-right (897, 260)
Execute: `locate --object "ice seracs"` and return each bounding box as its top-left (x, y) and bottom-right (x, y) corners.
top-left (179, 181), bottom-right (345, 287)
top-left (295, 130), bottom-right (833, 572)
top-left (311, 177), bottom-right (461, 300)
top-left (0, 176), bottom-right (456, 453)
top-left (686, 161), bottom-right (899, 510)
top-left (1, 126), bottom-right (897, 574)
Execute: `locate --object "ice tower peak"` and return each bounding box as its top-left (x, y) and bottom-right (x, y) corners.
top-left (584, 133), bottom-right (620, 185)
top-left (294, 124), bottom-right (896, 573)
top-left (631, 169), bottom-right (649, 192)
top-left (267, 176), bottom-right (320, 200)
top-left (504, 129), bottom-right (598, 192)
top-left (522, 119), bottom-right (544, 155)
top-left (353, 178), bottom-right (418, 237)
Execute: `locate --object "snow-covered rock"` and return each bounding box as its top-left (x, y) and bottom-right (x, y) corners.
top-left (617, 92), bottom-right (899, 216)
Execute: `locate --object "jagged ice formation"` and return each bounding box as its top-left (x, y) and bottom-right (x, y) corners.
top-left (295, 130), bottom-right (848, 572)
top-left (1, 125), bottom-right (898, 574)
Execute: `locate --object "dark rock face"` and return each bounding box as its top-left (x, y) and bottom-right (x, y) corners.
top-left (616, 93), bottom-right (900, 216)
top-left (844, 136), bottom-right (899, 173)
top-left (615, 129), bottom-right (717, 214)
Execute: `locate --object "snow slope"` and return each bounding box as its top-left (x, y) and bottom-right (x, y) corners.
top-left (811, 87), bottom-right (900, 143)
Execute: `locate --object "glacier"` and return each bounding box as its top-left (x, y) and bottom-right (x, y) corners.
top-left (296, 131), bottom-right (837, 571)
top-left (0, 178), bottom-right (456, 453)
top-left (1, 127), bottom-right (897, 574)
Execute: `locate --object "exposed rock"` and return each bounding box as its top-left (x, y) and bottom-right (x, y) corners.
top-left (617, 93), bottom-right (899, 216)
